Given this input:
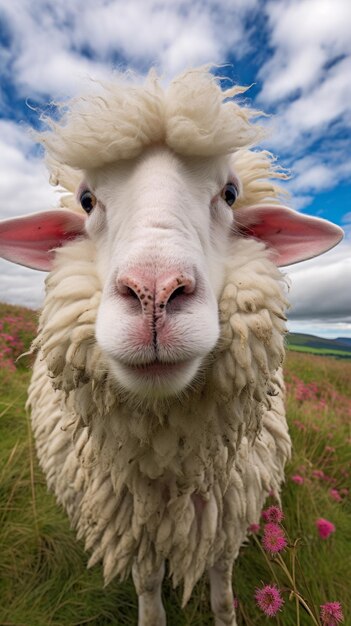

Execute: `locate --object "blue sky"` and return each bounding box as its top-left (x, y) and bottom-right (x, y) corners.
top-left (0, 0), bottom-right (350, 337)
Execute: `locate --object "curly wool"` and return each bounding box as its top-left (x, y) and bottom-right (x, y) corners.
top-left (28, 234), bottom-right (290, 605)
top-left (38, 69), bottom-right (288, 214)
top-left (39, 68), bottom-right (262, 172)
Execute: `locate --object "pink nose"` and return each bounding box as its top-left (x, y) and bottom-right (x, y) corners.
top-left (116, 270), bottom-right (196, 315)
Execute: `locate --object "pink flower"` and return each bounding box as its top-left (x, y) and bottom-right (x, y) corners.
top-left (262, 505), bottom-right (284, 524)
top-left (312, 469), bottom-right (325, 480)
top-left (255, 584), bottom-right (284, 616)
top-left (262, 523), bottom-right (287, 554)
top-left (291, 474), bottom-right (304, 484)
top-left (316, 518), bottom-right (335, 539)
top-left (329, 489), bottom-right (342, 503)
top-left (248, 523), bottom-right (260, 534)
top-left (320, 601), bottom-right (344, 625)
top-left (233, 596), bottom-right (239, 609)
top-left (293, 419), bottom-right (306, 431)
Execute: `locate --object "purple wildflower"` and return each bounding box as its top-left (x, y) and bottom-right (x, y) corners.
top-left (316, 518), bottom-right (335, 540)
top-left (320, 601), bottom-right (344, 625)
top-left (255, 584), bottom-right (284, 616)
top-left (262, 523), bottom-right (287, 554)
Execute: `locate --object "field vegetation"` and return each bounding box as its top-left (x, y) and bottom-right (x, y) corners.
top-left (0, 303), bottom-right (350, 625)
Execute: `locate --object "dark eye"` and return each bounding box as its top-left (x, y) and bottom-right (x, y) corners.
top-left (220, 182), bottom-right (238, 207)
top-left (80, 190), bottom-right (97, 214)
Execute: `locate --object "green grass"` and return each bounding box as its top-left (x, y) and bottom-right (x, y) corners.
top-left (0, 314), bottom-right (350, 624)
top-left (288, 344), bottom-right (351, 358)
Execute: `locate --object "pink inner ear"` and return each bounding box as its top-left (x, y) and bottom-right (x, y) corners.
top-left (235, 204), bottom-right (344, 266)
top-left (0, 210), bottom-right (86, 271)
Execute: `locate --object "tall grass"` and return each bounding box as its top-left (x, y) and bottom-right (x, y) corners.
top-left (0, 304), bottom-right (350, 625)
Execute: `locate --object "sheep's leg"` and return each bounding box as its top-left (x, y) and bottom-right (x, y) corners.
top-left (132, 561), bottom-right (166, 626)
top-left (209, 557), bottom-right (237, 626)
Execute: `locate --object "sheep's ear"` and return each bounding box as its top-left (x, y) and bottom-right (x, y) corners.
top-left (0, 210), bottom-right (86, 271)
top-left (235, 204), bottom-right (343, 266)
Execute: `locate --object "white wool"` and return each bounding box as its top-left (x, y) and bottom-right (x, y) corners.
top-left (29, 235), bottom-right (290, 603)
top-left (232, 149), bottom-right (289, 210)
top-left (39, 68), bottom-right (262, 172)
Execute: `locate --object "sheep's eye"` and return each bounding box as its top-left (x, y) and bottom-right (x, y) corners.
top-left (80, 190), bottom-right (97, 214)
top-left (220, 183), bottom-right (238, 207)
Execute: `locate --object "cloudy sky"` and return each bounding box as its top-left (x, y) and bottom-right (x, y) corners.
top-left (0, 0), bottom-right (350, 338)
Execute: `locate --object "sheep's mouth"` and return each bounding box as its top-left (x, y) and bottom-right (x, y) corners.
top-left (108, 355), bottom-right (202, 396)
top-left (127, 359), bottom-right (189, 376)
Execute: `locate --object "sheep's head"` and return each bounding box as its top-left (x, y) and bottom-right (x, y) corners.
top-left (77, 147), bottom-right (242, 396)
top-left (0, 68), bottom-right (343, 399)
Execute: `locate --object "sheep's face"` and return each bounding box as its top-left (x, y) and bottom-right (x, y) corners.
top-left (81, 147), bottom-right (235, 397)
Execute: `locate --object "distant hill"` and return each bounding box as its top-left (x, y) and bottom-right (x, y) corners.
top-left (287, 332), bottom-right (351, 359)
top-left (335, 337), bottom-right (351, 347)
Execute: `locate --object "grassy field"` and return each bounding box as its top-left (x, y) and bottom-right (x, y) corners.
top-left (287, 344), bottom-right (351, 358)
top-left (0, 303), bottom-right (350, 625)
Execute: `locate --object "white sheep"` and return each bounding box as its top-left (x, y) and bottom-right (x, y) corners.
top-left (0, 68), bottom-right (342, 626)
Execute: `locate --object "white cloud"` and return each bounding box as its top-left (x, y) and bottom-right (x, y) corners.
top-left (278, 153), bottom-right (351, 219)
top-left (287, 319), bottom-right (351, 339)
top-left (286, 238), bottom-right (351, 322)
top-left (285, 154), bottom-right (351, 197)
top-left (288, 194), bottom-right (314, 211)
top-left (0, 259), bottom-right (45, 309)
top-left (259, 0), bottom-right (351, 103)
top-left (257, 0), bottom-right (351, 213)
top-left (281, 56), bottom-right (351, 133)
top-left (0, 121), bottom-right (56, 308)
top-left (261, 54), bottom-right (351, 156)
top-left (0, 0), bottom-right (257, 98)
top-left (0, 121), bottom-right (57, 220)
top-left (291, 160), bottom-right (333, 193)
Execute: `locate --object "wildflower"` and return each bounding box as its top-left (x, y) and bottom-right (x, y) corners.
top-left (233, 596), bottom-right (239, 609)
top-left (262, 523), bottom-right (287, 554)
top-left (316, 518), bottom-right (335, 539)
top-left (320, 601), bottom-right (344, 625)
top-left (262, 505), bottom-right (284, 524)
top-left (312, 469), bottom-right (325, 480)
top-left (255, 584), bottom-right (284, 616)
top-left (329, 489), bottom-right (342, 503)
top-left (291, 474), bottom-right (304, 484)
top-left (248, 523), bottom-right (260, 534)
top-left (293, 419), bottom-right (306, 431)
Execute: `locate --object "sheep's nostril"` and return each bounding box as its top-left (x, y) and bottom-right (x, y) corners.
top-left (116, 277), bottom-right (149, 311)
top-left (157, 275), bottom-right (196, 312)
top-left (168, 285), bottom-right (186, 303)
top-left (125, 286), bottom-right (140, 301)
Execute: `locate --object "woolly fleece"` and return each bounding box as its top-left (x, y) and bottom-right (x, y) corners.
top-left (29, 235), bottom-right (290, 604)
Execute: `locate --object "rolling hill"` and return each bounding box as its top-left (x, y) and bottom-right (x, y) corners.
top-left (286, 332), bottom-right (351, 358)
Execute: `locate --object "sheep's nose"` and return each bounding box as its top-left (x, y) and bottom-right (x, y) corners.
top-left (116, 271), bottom-right (196, 315)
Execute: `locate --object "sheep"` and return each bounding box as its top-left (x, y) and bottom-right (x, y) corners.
top-left (0, 67), bottom-right (343, 626)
